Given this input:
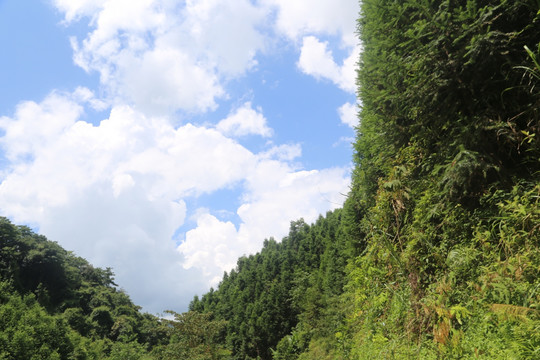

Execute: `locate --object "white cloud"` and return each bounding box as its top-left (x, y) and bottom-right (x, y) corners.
top-left (239, 163), bottom-right (349, 240)
top-left (177, 158), bottom-right (350, 286)
top-left (39, 183), bottom-right (204, 314)
top-left (182, 0), bottom-right (267, 77)
top-left (118, 47), bottom-right (224, 115)
top-left (179, 212), bottom-right (241, 285)
top-left (216, 102), bottom-right (272, 138)
top-left (338, 102), bottom-right (358, 128)
top-left (264, 0), bottom-right (359, 47)
top-left (0, 91), bottom-right (253, 309)
top-left (72, 87), bottom-right (109, 111)
top-left (57, 0), bottom-right (268, 114)
top-left (298, 36), bottom-right (340, 82)
top-left (57, 0), bottom-right (360, 112)
top-left (298, 36), bottom-right (358, 93)
top-left (0, 92), bottom-right (83, 163)
top-left (259, 144), bottom-right (302, 162)
top-left (53, 0), bottom-right (107, 23)
top-left (261, 0), bottom-right (359, 94)
top-left (0, 91), bottom-right (350, 312)
top-left (1, 0), bottom-right (360, 314)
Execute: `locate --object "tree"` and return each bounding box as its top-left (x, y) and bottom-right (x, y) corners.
top-left (154, 311), bottom-right (230, 360)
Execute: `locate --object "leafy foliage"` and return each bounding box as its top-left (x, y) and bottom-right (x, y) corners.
top-left (190, 211), bottom-right (358, 359)
top-left (0, 218), bottom-right (227, 359)
top-left (192, 1), bottom-right (540, 359)
top-left (2, 1), bottom-right (540, 359)
top-left (152, 311), bottom-right (230, 360)
top-left (337, 1), bottom-right (540, 358)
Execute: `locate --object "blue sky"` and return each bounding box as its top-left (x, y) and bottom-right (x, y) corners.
top-left (0, 0), bottom-right (359, 314)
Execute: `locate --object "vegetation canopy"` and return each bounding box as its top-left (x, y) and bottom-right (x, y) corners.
top-left (1, 0), bottom-right (539, 359)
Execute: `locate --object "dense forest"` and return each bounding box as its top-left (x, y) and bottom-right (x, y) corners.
top-left (0, 216), bottom-right (235, 359)
top-left (1, 0), bottom-right (540, 359)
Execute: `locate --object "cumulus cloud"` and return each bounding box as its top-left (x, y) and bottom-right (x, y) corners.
top-left (238, 164), bottom-right (349, 243)
top-left (179, 212), bottom-right (241, 285)
top-left (58, 0), bottom-right (268, 114)
top-left (259, 144), bottom-right (302, 162)
top-left (178, 162), bottom-right (349, 286)
top-left (0, 92), bottom-right (83, 163)
top-left (53, 0), bottom-right (107, 23)
top-left (56, 0), bottom-right (360, 113)
top-left (260, 0), bottom-right (359, 94)
top-left (0, 90), bottom-right (350, 312)
top-left (39, 183), bottom-right (205, 313)
top-left (0, 91), bottom-right (251, 309)
top-left (118, 47), bottom-right (224, 114)
top-left (216, 102), bottom-right (272, 138)
top-left (264, 0), bottom-right (359, 46)
top-left (0, 0), bottom-right (359, 313)
top-left (182, 0), bottom-right (267, 77)
top-left (297, 36), bottom-right (358, 93)
top-left (0, 93), bottom-right (254, 223)
top-left (338, 102), bottom-right (358, 128)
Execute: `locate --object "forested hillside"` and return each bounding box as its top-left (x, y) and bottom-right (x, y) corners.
top-left (342, 0), bottom-right (540, 358)
top-left (1, 1), bottom-right (539, 359)
top-left (0, 218), bottom-right (231, 359)
top-left (190, 210), bottom-right (360, 359)
top-left (194, 1), bottom-right (540, 359)
top-left (0, 217), bottom-right (159, 359)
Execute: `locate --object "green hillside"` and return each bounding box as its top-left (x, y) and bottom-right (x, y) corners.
top-left (0, 217), bottom-right (177, 359)
top-left (1, 1), bottom-right (539, 359)
top-left (194, 1), bottom-right (540, 359)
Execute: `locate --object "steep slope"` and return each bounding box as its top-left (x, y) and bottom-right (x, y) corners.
top-left (339, 1), bottom-right (540, 358)
top-left (0, 217), bottom-right (167, 359)
top-left (195, 1), bottom-right (540, 359)
top-left (0, 217), bottom-right (241, 359)
top-left (191, 210), bottom-right (360, 359)
top-left (3, 1), bottom-right (538, 359)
